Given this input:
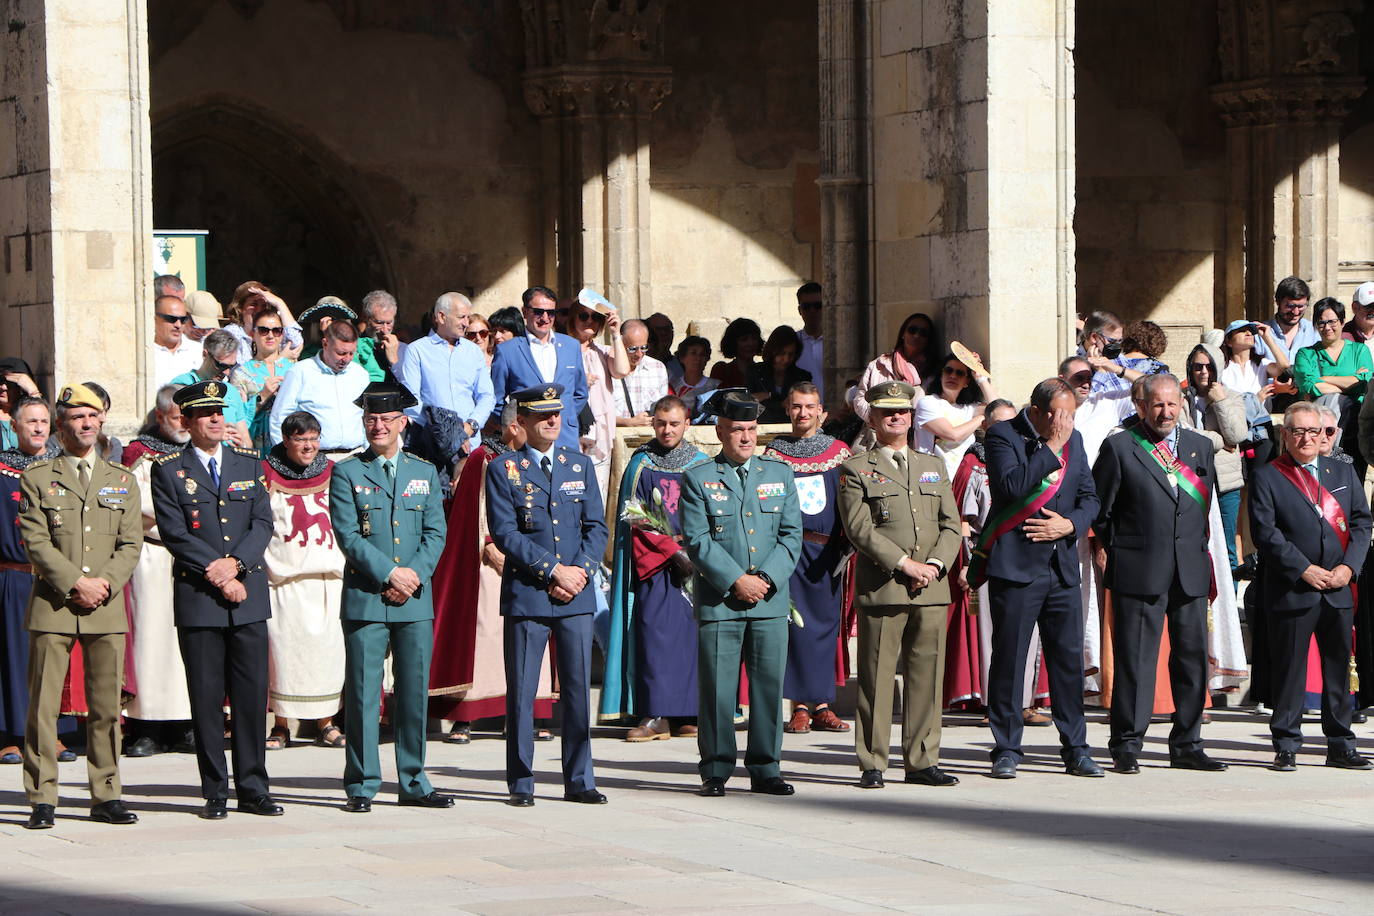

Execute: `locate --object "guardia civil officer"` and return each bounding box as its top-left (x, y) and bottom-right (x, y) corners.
top-left (679, 390), bottom-right (803, 798)
top-left (18, 384), bottom-right (143, 829)
top-left (486, 385), bottom-right (608, 808)
top-left (330, 381), bottom-right (451, 812)
top-left (151, 380), bottom-right (280, 819)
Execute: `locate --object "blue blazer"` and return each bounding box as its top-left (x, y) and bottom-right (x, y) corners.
top-left (983, 411), bottom-right (1099, 587)
top-left (489, 334), bottom-right (589, 451)
top-left (486, 445), bottom-right (608, 618)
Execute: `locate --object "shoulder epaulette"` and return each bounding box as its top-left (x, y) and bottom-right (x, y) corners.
top-left (335, 453), bottom-right (361, 466)
top-left (155, 451), bottom-right (181, 464)
top-left (0, 465), bottom-right (18, 479)
top-left (103, 458), bottom-right (131, 472)
top-left (25, 458), bottom-right (54, 472)
top-left (230, 445), bottom-right (259, 458)
top-left (403, 453), bottom-right (435, 467)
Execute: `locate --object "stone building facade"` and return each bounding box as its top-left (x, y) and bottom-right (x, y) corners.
top-left (3, 0), bottom-right (1373, 428)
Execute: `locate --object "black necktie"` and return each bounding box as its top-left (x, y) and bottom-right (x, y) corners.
top-left (736, 464), bottom-right (747, 485)
top-left (541, 456), bottom-right (552, 479)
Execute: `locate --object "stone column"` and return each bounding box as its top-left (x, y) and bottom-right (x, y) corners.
top-left (1, 0), bottom-right (154, 428)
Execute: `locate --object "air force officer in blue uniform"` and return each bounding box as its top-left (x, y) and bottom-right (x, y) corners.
top-left (486, 384), bottom-right (608, 807)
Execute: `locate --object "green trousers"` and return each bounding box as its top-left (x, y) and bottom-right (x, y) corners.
top-left (697, 615), bottom-right (788, 782)
top-left (343, 619), bottom-right (434, 800)
top-left (854, 604), bottom-right (946, 772)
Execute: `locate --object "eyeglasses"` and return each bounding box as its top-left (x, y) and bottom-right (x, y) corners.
top-left (1286, 426), bottom-right (1337, 438)
top-left (904, 325), bottom-right (930, 337)
top-left (364, 414), bottom-right (405, 428)
top-left (626, 345), bottom-right (650, 353)
top-left (1187, 362), bottom-right (1214, 373)
top-left (287, 436), bottom-right (320, 445)
top-left (157, 313), bottom-right (191, 324)
top-left (254, 325), bottom-right (284, 336)
top-left (526, 307), bottom-right (556, 318)
top-left (465, 328), bottom-right (489, 340)
top-left (1316, 318), bottom-right (1342, 328)
top-left (942, 366), bottom-right (968, 378)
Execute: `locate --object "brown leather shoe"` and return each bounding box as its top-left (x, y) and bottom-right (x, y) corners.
top-left (1022, 709), bottom-right (1051, 727)
top-left (783, 707), bottom-right (811, 734)
top-left (811, 708), bottom-right (850, 732)
top-left (625, 717), bottom-right (671, 742)
top-left (670, 723), bottom-right (698, 737)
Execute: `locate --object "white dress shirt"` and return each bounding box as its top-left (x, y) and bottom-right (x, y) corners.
top-left (527, 332), bottom-right (558, 383)
top-left (152, 337), bottom-right (203, 388)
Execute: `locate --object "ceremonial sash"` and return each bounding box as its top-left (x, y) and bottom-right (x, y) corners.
top-left (1272, 455), bottom-right (1350, 550)
top-left (966, 442), bottom-right (1068, 589)
top-left (1127, 426), bottom-right (1209, 512)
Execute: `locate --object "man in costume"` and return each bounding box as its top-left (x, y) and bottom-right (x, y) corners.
top-left (1093, 373), bottom-right (1225, 774)
top-left (1249, 402), bottom-right (1372, 771)
top-left (487, 384), bottom-right (608, 807)
top-left (601, 395), bottom-right (708, 740)
top-left (680, 391), bottom-right (803, 798)
top-left (330, 382), bottom-right (451, 812)
top-left (152, 380), bottom-right (281, 819)
top-left (18, 383), bottom-right (143, 829)
top-left (121, 383), bottom-right (194, 757)
top-left (764, 382), bottom-right (853, 736)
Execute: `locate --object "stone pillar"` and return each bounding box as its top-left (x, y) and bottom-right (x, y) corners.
top-left (520, 2), bottom-right (671, 315)
top-left (0, 0), bottom-right (154, 429)
top-left (1212, 1), bottom-right (1364, 323)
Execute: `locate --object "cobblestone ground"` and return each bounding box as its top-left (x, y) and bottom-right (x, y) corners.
top-left (1, 707), bottom-right (1371, 914)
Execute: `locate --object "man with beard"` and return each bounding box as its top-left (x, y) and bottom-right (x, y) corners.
top-left (121, 384), bottom-right (195, 758)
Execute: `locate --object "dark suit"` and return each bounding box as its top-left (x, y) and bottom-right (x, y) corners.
top-left (489, 335), bottom-right (589, 452)
top-left (983, 413), bottom-right (1099, 763)
top-left (1093, 423), bottom-right (1216, 758)
top-left (1249, 456), bottom-right (1372, 753)
top-left (151, 445), bottom-right (273, 802)
top-left (486, 445), bottom-right (607, 796)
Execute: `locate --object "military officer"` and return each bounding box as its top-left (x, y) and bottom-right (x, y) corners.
top-left (486, 385), bottom-right (608, 808)
top-left (837, 381), bottom-right (961, 789)
top-left (330, 381), bottom-right (451, 813)
top-left (679, 391), bottom-right (804, 798)
top-left (18, 383), bottom-right (143, 829)
top-left (151, 380), bottom-right (280, 820)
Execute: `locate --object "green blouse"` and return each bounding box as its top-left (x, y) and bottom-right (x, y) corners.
top-left (1293, 339), bottom-right (1373, 402)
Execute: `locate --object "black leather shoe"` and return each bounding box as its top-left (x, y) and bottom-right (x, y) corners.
top-left (201, 798), bottom-right (228, 820)
top-left (343, 796), bottom-right (372, 813)
top-left (858, 769), bottom-right (884, 789)
top-left (1112, 753), bottom-right (1140, 774)
top-left (990, 756), bottom-right (1018, 779)
top-left (698, 777), bottom-right (726, 797)
top-left (1066, 756), bottom-right (1105, 778)
top-left (1271, 751), bottom-right (1298, 772)
top-left (90, 800), bottom-right (137, 825)
top-left (399, 791), bottom-right (455, 808)
top-left (564, 789), bottom-right (608, 804)
top-left (25, 804), bottom-right (55, 830)
top-left (905, 766), bottom-right (959, 787)
top-left (1326, 750), bottom-right (1374, 770)
top-left (506, 793), bottom-right (535, 807)
top-left (238, 794), bottom-right (285, 816)
top-left (1352, 710), bottom-right (1368, 724)
top-left (172, 729), bottom-right (197, 754)
top-left (750, 777), bottom-right (795, 796)
top-left (123, 736), bottom-right (160, 758)
top-left (1170, 750), bottom-right (1228, 771)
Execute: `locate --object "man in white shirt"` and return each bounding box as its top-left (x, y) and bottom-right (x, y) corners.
top-left (794, 282), bottom-right (825, 402)
top-left (270, 320), bottom-right (370, 453)
top-left (151, 295), bottom-right (203, 387)
top-left (614, 320), bottom-right (669, 427)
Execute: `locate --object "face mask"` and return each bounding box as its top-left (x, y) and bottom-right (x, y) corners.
top-left (1101, 339), bottom-right (1123, 359)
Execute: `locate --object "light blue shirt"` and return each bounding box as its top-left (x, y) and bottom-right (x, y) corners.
top-left (170, 369), bottom-right (251, 428)
top-left (528, 443), bottom-right (556, 471)
top-left (397, 331), bottom-right (495, 428)
top-left (269, 354), bottom-right (370, 448)
top-left (1253, 317), bottom-right (1318, 362)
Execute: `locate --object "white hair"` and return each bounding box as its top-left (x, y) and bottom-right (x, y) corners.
top-left (434, 291), bottom-right (473, 317)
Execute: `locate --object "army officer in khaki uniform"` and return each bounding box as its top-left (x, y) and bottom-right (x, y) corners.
top-left (18, 384), bottom-right (143, 829)
top-left (838, 381), bottom-right (961, 790)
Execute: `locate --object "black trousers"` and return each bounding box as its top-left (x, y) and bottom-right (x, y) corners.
top-left (987, 574), bottom-right (1088, 763)
top-left (1267, 600), bottom-right (1356, 754)
top-left (177, 621), bottom-right (270, 801)
top-left (1108, 584), bottom-right (1208, 757)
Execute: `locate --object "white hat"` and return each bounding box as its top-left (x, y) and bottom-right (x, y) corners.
top-left (1355, 281), bottom-right (1374, 307)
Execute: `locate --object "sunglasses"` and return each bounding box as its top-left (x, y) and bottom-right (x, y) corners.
top-left (213, 358), bottom-right (239, 374)
top-left (942, 366), bottom-right (968, 377)
top-left (254, 325), bottom-right (284, 336)
top-left (158, 313), bottom-right (191, 324)
top-left (574, 310), bottom-right (605, 324)
top-left (465, 329), bottom-right (489, 340)
top-left (904, 325), bottom-right (930, 337)
top-left (1066, 371), bottom-right (1093, 385)
top-left (526, 307), bottom-right (556, 318)
top-left (1186, 362), bottom-right (1214, 372)
top-left (626, 345), bottom-right (650, 353)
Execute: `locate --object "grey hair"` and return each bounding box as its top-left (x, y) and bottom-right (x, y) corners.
top-left (1316, 404), bottom-right (1339, 425)
top-left (1284, 401), bottom-right (1322, 427)
top-left (1133, 372), bottom-right (1180, 402)
top-left (361, 290), bottom-right (398, 319)
top-left (1083, 310), bottom-right (1123, 340)
top-left (203, 328), bottom-right (238, 360)
top-left (434, 292), bottom-right (473, 317)
top-left (154, 274), bottom-right (185, 298)
top-left (501, 397), bottom-right (518, 428)
top-left (155, 383), bottom-right (182, 413)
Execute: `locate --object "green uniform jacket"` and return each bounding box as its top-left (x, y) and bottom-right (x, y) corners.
top-left (837, 448), bottom-right (960, 608)
top-left (680, 453), bottom-right (803, 621)
top-left (18, 456), bottom-right (144, 634)
top-left (329, 449), bottom-right (445, 623)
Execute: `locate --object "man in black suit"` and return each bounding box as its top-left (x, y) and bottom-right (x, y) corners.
top-left (981, 378), bottom-right (1102, 779)
top-left (151, 381), bottom-right (280, 819)
top-left (1249, 402), bottom-right (1373, 771)
top-left (1092, 373), bottom-right (1224, 774)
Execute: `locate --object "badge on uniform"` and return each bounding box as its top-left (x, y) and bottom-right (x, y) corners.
top-left (756, 481), bottom-right (785, 500)
top-left (360, 511), bottom-right (372, 538)
top-left (918, 471), bottom-right (942, 483)
top-left (703, 480), bottom-right (725, 491)
top-left (191, 507), bottom-right (200, 530)
top-left (185, 478), bottom-right (198, 496)
top-left (557, 453), bottom-right (567, 464)
top-left (520, 458), bottom-right (530, 470)
top-left (227, 479), bottom-right (256, 492)
top-left (559, 479), bottom-right (586, 496)
top-left (710, 493), bottom-right (728, 502)
top-left (98, 486), bottom-right (128, 497)
top-left (572, 464), bottom-right (582, 472)
top-left (403, 479), bottom-right (431, 497)
top-left (176, 469), bottom-right (186, 479)
top-left (505, 460), bottom-right (520, 484)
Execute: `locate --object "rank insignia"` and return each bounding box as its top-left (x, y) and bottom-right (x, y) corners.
top-left (520, 458), bottom-right (530, 469)
top-left (557, 453), bottom-right (567, 464)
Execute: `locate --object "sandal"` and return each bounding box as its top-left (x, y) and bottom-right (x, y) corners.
top-left (265, 726), bottom-right (291, 750)
top-left (314, 724), bottom-right (345, 748)
top-left (534, 728), bottom-right (554, 742)
top-left (445, 723), bottom-right (472, 745)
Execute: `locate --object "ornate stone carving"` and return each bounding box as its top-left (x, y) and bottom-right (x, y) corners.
top-left (1211, 75), bottom-right (1365, 126)
top-left (1288, 12), bottom-right (1356, 74)
top-left (588, 0), bottom-right (664, 61)
top-left (523, 67), bottom-right (672, 117)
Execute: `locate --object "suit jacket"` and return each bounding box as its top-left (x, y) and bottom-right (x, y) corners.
top-left (837, 447), bottom-right (961, 608)
top-left (982, 412), bottom-right (1099, 586)
top-left (680, 453), bottom-right (803, 621)
top-left (1092, 424), bottom-right (1216, 598)
top-left (330, 450), bottom-right (446, 623)
top-left (486, 444), bottom-right (607, 618)
top-left (151, 445), bottom-right (273, 627)
top-left (18, 456), bottom-right (144, 634)
top-left (489, 334), bottom-right (590, 451)
top-left (1249, 456), bottom-right (1372, 612)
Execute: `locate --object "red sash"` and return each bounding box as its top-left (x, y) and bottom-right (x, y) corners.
top-left (1273, 455), bottom-right (1350, 550)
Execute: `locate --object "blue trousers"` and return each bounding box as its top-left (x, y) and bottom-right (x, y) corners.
top-left (505, 613), bottom-right (595, 795)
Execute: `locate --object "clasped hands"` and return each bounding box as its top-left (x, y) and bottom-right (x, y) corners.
top-left (205, 557), bottom-right (246, 603)
top-left (548, 563), bottom-right (589, 603)
top-left (383, 566), bottom-right (422, 604)
top-left (897, 557), bottom-right (940, 595)
top-left (1301, 563), bottom-right (1353, 591)
top-left (70, 575), bottom-right (112, 609)
top-left (731, 573), bottom-right (771, 604)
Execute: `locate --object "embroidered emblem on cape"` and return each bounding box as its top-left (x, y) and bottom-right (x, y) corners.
top-left (795, 474), bottom-right (827, 516)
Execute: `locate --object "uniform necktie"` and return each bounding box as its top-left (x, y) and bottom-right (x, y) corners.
top-left (541, 456), bottom-right (552, 479)
top-left (383, 458), bottom-right (395, 481)
top-left (736, 464), bottom-right (747, 485)
top-left (208, 456), bottom-right (220, 490)
top-left (892, 451), bottom-right (906, 477)
top-left (78, 459), bottom-right (90, 490)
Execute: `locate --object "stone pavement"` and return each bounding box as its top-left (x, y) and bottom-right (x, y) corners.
top-left (1, 707), bottom-right (1372, 914)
